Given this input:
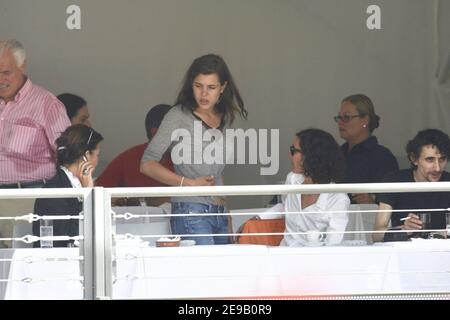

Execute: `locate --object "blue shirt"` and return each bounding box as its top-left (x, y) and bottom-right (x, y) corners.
top-left (376, 169), bottom-right (450, 228)
top-left (341, 136), bottom-right (399, 184)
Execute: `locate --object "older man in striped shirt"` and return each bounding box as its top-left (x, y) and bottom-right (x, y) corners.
top-left (0, 39), bottom-right (70, 186)
top-left (0, 39), bottom-right (71, 245)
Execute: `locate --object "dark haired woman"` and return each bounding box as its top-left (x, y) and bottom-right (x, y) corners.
top-left (32, 124), bottom-right (103, 247)
top-left (140, 54), bottom-right (247, 245)
top-left (334, 94), bottom-right (398, 204)
top-left (57, 93), bottom-right (91, 126)
top-left (261, 129), bottom-right (350, 246)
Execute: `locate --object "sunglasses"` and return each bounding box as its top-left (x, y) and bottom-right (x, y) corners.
top-left (290, 145), bottom-right (302, 156)
top-left (333, 114), bottom-right (364, 123)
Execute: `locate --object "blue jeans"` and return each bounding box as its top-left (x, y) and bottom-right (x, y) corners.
top-left (171, 202), bottom-right (229, 245)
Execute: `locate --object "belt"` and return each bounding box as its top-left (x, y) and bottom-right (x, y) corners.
top-left (0, 179), bottom-right (47, 189)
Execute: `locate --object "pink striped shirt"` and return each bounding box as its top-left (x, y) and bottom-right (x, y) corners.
top-left (0, 78), bottom-right (71, 183)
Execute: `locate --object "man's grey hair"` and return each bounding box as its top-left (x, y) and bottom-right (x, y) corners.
top-left (0, 39), bottom-right (26, 67)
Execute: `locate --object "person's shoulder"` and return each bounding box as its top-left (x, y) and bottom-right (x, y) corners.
top-left (382, 168), bottom-right (410, 182)
top-left (118, 143), bottom-right (147, 157)
top-left (28, 81), bottom-right (59, 102)
top-left (440, 171), bottom-right (450, 181)
top-left (159, 105), bottom-right (189, 123)
top-left (370, 137), bottom-right (395, 156)
top-left (29, 83), bottom-right (66, 114)
top-left (167, 105), bottom-right (186, 116)
top-left (330, 191), bottom-right (351, 204)
top-left (104, 144), bottom-right (147, 169)
top-left (319, 191), bottom-right (350, 210)
top-left (43, 169), bottom-right (68, 188)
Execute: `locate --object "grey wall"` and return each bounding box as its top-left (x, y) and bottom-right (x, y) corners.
top-left (0, 0), bottom-right (447, 208)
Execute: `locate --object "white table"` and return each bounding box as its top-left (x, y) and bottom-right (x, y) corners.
top-left (4, 240), bottom-right (450, 299)
top-left (112, 239), bottom-right (450, 299)
top-left (4, 248), bottom-right (83, 300)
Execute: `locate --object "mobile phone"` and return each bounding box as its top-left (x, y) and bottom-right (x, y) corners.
top-left (83, 156), bottom-right (88, 162)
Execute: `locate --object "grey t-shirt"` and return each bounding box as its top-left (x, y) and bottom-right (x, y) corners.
top-left (141, 105), bottom-right (230, 204)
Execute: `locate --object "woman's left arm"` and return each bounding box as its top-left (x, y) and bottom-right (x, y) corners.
top-left (325, 195), bottom-right (351, 245)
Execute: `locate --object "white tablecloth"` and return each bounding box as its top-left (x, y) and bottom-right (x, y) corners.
top-left (5, 240), bottom-right (450, 299)
top-left (5, 248), bottom-right (83, 300)
top-left (112, 239), bottom-right (450, 299)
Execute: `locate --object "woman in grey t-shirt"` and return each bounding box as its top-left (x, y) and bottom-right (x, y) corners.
top-left (141, 54), bottom-right (248, 245)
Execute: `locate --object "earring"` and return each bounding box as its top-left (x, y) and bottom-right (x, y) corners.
top-left (363, 124), bottom-right (367, 128)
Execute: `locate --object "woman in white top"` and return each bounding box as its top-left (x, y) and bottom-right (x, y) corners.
top-left (264, 129), bottom-right (350, 246)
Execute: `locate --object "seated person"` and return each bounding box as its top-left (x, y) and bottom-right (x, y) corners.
top-left (373, 129), bottom-right (450, 242)
top-left (335, 94), bottom-right (398, 204)
top-left (96, 104), bottom-right (173, 206)
top-left (32, 125), bottom-right (103, 247)
top-left (58, 93), bottom-right (91, 126)
top-left (253, 129), bottom-right (350, 246)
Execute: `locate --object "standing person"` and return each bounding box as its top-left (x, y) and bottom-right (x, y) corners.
top-left (57, 93), bottom-right (91, 126)
top-left (140, 54), bottom-right (247, 245)
top-left (0, 39), bottom-right (70, 244)
top-left (373, 129), bottom-right (450, 242)
top-left (32, 125), bottom-right (103, 247)
top-left (0, 39), bottom-right (70, 186)
top-left (334, 94), bottom-right (398, 204)
top-left (96, 104), bottom-right (173, 206)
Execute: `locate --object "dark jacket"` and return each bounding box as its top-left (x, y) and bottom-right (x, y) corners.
top-left (32, 168), bottom-right (83, 247)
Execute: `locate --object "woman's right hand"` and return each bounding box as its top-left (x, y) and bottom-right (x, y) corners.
top-left (78, 160), bottom-right (94, 188)
top-left (185, 176), bottom-right (216, 186)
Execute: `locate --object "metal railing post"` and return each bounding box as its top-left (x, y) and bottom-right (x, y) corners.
top-left (82, 188), bottom-right (94, 300)
top-left (93, 187), bottom-right (106, 299)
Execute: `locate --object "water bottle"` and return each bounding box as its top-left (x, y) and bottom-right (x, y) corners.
top-left (39, 219), bottom-right (53, 248)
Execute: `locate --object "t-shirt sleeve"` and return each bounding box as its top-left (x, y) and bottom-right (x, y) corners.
top-left (375, 171), bottom-right (399, 207)
top-left (141, 108), bottom-right (180, 162)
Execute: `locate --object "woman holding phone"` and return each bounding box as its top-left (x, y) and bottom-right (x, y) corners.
top-left (32, 124), bottom-right (103, 247)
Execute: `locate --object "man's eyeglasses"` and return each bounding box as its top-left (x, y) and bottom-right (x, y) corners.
top-left (86, 129), bottom-right (93, 146)
top-left (290, 145), bottom-right (302, 156)
top-left (333, 114), bottom-right (363, 123)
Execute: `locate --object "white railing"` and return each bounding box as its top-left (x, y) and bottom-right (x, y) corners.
top-left (101, 182), bottom-right (450, 299)
top-left (0, 188), bottom-right (94, 300)
top-left (1, 181), bottom-right (450, 299)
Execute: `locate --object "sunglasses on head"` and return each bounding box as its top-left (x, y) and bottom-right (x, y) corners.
top-left (290, 145), bottom-right (302, 156)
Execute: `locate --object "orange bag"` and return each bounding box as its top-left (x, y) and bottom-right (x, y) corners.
top-left (238, 218), bottom-right (285, 246)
